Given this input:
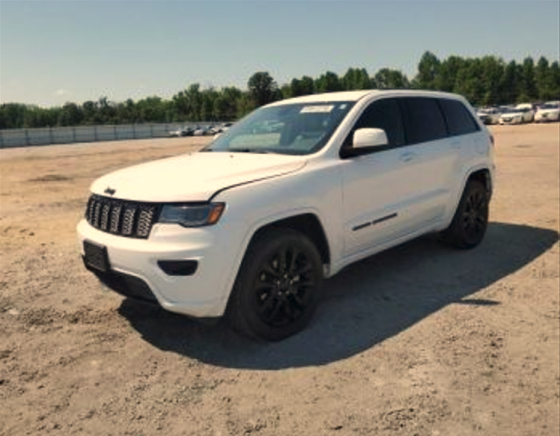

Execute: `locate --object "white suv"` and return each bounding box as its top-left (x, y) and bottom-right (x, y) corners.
top-left (78, 90), bottom-right (494, 341)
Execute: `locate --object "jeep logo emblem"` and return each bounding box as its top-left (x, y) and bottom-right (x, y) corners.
top-left (104, 187), bottom-right (116, 196)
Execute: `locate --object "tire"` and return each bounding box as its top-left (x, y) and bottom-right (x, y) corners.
top-left (440, 180), bottom-right (489, 249)
top-left (226, 228), bottom-right (324, 341)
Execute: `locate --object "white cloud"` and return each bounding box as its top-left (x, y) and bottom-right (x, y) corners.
top-left (55, 89), bottom-right (70, 96)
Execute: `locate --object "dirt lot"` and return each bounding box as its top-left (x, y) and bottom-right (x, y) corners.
top-left (0, 124), bottom-right (558, 436)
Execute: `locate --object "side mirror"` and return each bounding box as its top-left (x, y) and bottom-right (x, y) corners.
top-left (341, 128), bottom-right (389, 158)
top-left (353, 128), bottom-right (388, 149)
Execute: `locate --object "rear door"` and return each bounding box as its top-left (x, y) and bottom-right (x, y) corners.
top-left (395, 97), bottom-right (462, 232)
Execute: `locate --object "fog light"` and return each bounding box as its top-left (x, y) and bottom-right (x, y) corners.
top-left (158, 260), bottom-right (198, 276)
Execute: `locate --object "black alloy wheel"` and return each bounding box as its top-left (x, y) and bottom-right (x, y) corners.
top-left (461, 187), bottom-right (488, 246)
top-left (440, 180), bottom-right (489, 249)
top-left (226, 228), bottom-right (323, 341)
top-left (254, 245), bottom-right (316, 328)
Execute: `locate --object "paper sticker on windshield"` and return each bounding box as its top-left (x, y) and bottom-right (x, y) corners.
top-left (300, 105), bottom-right (334, 114)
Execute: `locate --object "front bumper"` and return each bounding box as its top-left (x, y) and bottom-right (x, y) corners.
top-left (499, 117), bottom-right (522, 125)
top-left (77, 219), bottom-right (244, 318)
top-left (535, 112), bottom-right (559, 122)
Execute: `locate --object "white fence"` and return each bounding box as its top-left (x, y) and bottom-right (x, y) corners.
top-left (0, 123), bottom-right (204, 149)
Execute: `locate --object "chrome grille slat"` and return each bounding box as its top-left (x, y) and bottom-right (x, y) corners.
top-left (136, 208), bottom-right (154, 238)
top-left (100, 203), bottom-right (111, 231)
top-left (109, 203), bottom-right (122, 233)
top-left (93, 202), bottom-right (102, 228)
top-left (122, 206), bottom-right (137, 236)
top-left (85, 195), bottom-right (159, 239)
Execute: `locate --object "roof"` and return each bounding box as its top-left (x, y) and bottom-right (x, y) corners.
top-left (268, 89), bottom-right (468, 106)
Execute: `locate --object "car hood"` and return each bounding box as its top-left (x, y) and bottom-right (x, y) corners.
top-left (501, 112), bottom-right (522, 117)
top-left (91, 152), bottom-right (307, 202)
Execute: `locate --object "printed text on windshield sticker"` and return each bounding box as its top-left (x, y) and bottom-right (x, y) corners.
top-left (300, 105), bottom-right (334, 114)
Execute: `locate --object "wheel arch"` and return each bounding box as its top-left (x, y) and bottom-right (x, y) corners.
top-left (442, 165), bottom-right (493, 232)
top-left (467, 168), bottom-right (493, 199)
top-left (248, 213), bottom-right (331, 266)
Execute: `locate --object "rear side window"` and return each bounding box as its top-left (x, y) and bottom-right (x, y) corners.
top-left (439, 99), bottom-right (480, 136)
top-left (403, 98), bottom-right (448, 144)
top-left (353, 98), bottom-right (406, 147)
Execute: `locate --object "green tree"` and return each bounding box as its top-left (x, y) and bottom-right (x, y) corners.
top-left (373, 68), bottom-right (410, 89)
top-left (535, 56), bottom-right (550, 101)
top-left (298, 76), bottom-right (315, 96)
top-left (0, 103), bottom-right (28, 128)
top-left (115, 99), bottom-right (138, 124)
top-left (248, 72), bottom-right (279, 107)
top-left (82, 101), bottom-right (100, 124)
top-left (479, 56), bottom-right (505, 105)
top-left (547, 61), bottom-right (560, 100)
top-left (235, 93), bottom-right (255, 118)
top-left (280, 82), bottom-right (294, 99)
top-left (214, 86), bottom-right (243, 120)
top-left (315, 71), bottom-right (343, 93)
top-left (413, 51), bottom-right (441, 89)
top-left (518, 57), bottom-right (538, 102)
top-left (342, 68), bottom-right (371, 90)
top-left (453, 59), bottom-right (486, 104)
top-left (498, 61), bottom-right (520, 104)
top-left (57, 102), bottom-right (83, 126)
top-left (435, 56), bottom-right (465, 92)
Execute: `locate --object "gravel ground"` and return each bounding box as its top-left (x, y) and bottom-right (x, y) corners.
top-left (0, 124), bottom-right (558, 436)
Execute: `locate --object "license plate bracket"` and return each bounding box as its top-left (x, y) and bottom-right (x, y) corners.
top-left (83, 240), bottom-right (110, 273)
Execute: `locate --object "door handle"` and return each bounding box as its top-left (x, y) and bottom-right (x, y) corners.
top-left (450, 139), bottom-right (461, 149)
top-left (400, 151), bottom-right (416, 162)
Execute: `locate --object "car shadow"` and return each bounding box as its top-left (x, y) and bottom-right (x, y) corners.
top-left (117, 222), bottom-right (558, 369)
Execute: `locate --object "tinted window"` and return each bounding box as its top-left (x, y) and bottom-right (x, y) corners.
top-left (439, 99), bottom-right (480, 136)
top-left (403, 98), bottom-right (448, 144)
top-left (353, 98), bottom-right (405, 147)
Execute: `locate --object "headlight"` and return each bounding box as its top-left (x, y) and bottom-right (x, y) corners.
top-left (159, 202), bottom-right (225, 227)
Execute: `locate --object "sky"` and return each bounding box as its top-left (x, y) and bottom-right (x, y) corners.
top-left (1, 0), bottom-right (559, 107)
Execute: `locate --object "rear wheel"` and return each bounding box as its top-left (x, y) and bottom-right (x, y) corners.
top-left (440, 180), bottom-right (489, 249)
top-left (226, 229), bottom-right (324, 341)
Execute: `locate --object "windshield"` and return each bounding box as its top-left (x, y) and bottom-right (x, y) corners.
top-left (204, 101), bottom-right (355, 155)
top-left (541, 103), bottom-right (559, 110)
top-left (503, 108), bottom-right (521, 114)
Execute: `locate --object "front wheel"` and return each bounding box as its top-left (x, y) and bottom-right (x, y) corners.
top-left (226, 228), bottom-right (324, 341)
top-left (440, 180), bottom-right (489, 249)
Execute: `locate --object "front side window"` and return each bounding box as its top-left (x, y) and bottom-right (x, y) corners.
top-left (403, 98), bottom-right (448, 144)
top-left (350, 98), bottom-right (406, 147)
top-left (204, 101), bottom-right (355, 155)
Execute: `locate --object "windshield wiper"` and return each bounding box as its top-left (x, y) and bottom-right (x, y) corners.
top-left (229, 148), bottom-right (274, 154)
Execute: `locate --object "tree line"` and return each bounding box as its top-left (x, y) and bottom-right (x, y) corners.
top-left (1, 52), bottom-right (559, 130)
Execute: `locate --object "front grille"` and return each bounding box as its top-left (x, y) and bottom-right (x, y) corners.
top-left (86, 194), bottom-right (160, 239)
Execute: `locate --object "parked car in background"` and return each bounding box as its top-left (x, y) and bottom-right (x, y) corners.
top-left (500, 105), bottom-right (534, 125)
top-left (208, 123), bottom-right (234, 135)
top-left (477, 107), bottom-right (501, 125)
top-left (535, 101), bottom-right (560, 123)
top-left (515, 103), bottom-right (535, 122)
top-left (218, 122), bottom-right (234, 133)
top-left (168, 127), bottom-right (184, 137)
top-left (168, 126), bottom-right (194, 137)
top-left (499, 108), bottom-right (525, 125)
top-left (193, 126), bottom-right (211, 136)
